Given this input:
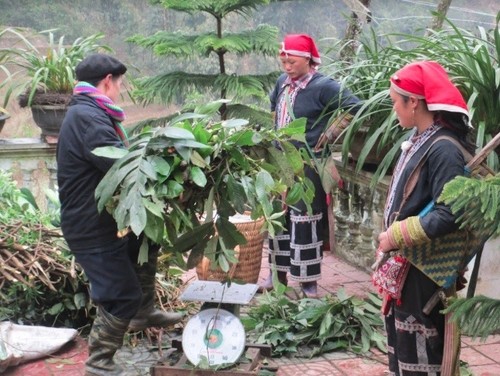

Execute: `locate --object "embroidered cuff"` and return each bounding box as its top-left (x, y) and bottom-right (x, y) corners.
top-left (387, 216), bottom-right (430, 248)
top-left (325, 112), bottom-right (354, 141)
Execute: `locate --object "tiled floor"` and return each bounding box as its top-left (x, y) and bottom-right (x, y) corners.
top-left (3, 249), bottom-right (500, 375)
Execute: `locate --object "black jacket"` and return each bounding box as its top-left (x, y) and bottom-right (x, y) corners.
top-left (56, 95), bottom-right (124, 251)
top-left (270, 72), bottom-right (361, 149)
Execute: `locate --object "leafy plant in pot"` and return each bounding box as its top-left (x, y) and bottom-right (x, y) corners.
top-left (0, 28), bottom-right (110, 142)
top-left (401, 17), bottom-right (500, 171)
top-left (0, 106), bottom-right (9, 134)
top-left (322, 30), bottom-right (411, 177)
top-left (322, 18), bottom-right (500, 183)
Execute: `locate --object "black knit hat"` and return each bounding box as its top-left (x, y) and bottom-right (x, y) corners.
top-left (76, 53), bottom-right (127, 82)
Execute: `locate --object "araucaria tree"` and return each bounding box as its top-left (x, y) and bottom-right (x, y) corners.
top-left (128, 0), bottom-right (280, 124)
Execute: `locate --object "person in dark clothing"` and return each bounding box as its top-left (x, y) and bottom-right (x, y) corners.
top-left (56, 53), bottom-right (182, 376)
top-left (375, 61), bottom-right (475, 375)
top-left (258, 34), bottom-right (361, 298)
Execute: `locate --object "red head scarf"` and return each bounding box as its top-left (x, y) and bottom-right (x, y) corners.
top-left (390, 61), bottom-right (470, 122)
top-left (279, 34), bottom-right (321, 66)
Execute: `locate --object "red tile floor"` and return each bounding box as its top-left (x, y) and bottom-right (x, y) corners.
top-left (4, 250), bottom-right (500, 376)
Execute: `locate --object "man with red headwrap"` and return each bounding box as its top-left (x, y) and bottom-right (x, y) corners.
top-left (259, 34), bottom-right (361, 298)
top-left (375, 61), bottom-right (476, 375)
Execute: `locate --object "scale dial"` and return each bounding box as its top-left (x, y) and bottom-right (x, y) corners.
top-left (181, 308), bottom-right (246, 367)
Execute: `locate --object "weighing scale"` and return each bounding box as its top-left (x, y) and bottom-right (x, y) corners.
top-left (150, 280), bottom-right (274, 375)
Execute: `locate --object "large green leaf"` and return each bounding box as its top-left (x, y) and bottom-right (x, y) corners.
top-left (226, 175), bottom-right (247, 213)
top-left (95, 151), bottom-right (142, 212)
top-left (92, 146), bottom-right (128, 159)
top-left (156, 126), bottom-right (196, 140)
top-left (189, 166), bottom-right (207, 187)
top-left (222, 118), bottom-right (249, 128)
top-left (278, 117), bottom-right (306, 137)
top-left (129, 190), bottom-right (148, 235)
top-left (281, 141), bottom-right (305, 175)
top-left (229, 148), bottom-right (251, 170)
top-left (143, 208), bottom-right (164, 244)
top-left (165, 180), bottom-right (184, 198)
top-left (267, 147), bottom-right (295, 187)
top-left (227, 129), bottom-right (257, 146)
top-left (150, 155), bottom-right (172, 179)
top-left (172, 221), bottom-right (215, 253)
top-left (215, 217), bottom-right (247, 250)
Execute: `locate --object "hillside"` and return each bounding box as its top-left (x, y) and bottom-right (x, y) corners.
top-left (0, 0), bottom-right (498, 138)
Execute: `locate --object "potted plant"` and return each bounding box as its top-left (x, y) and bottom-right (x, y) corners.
top-left (322, 17), bottom-right (499, 182)
top-left (0, 106), bottom-right (9, 133)
top-left (0, 28), bottom-right (110, 143)
top-left (322, 31), bottom-right (411, 177)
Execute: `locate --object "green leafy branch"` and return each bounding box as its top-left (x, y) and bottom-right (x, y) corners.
top-left (242, 287), bottom-right (386, 357)
top-left (439, 173), bottom-right (500, 238)
top-left (443, 295), bottom-right (500, 340)
top-left (94, 104), bottom-right (312, 271)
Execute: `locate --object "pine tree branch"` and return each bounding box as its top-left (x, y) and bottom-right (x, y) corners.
top-left (445, 295), bottom-right (500, 340)
top-left (439, 174), bottom-right (500, 237)
top-left (133, 71), bottom-right (280, 105)
top-left (127, 32), bottom-right (196, 57)
top-left (128, 25), bottom-right (279, 58)
top-left (153, 0), bottom-right (270, 18)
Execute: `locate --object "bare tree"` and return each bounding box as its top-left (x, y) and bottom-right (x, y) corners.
top-left (427, 0), bottom-right (453, 34)
top-left (340, 0), bottom-right (371, 62)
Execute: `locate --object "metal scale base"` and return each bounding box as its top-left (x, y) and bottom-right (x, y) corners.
top-left (150, 280), bottom-right (275, 375)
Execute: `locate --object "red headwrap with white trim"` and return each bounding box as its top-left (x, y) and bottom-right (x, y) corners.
top-left (390, 61), bottom-right (470, 123)
top-left (280, 34), bottom-right (321, 66)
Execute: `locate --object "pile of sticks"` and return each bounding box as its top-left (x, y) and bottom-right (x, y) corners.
top-left (0, 221), bottom-right (74, 294)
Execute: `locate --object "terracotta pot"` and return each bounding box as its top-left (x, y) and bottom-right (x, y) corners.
top-left (31, 104), bottom-right (67, 143)
top-left (0, 113), bottom-right (9, 134)
top-left (349, 127), bottom-right (392, 168)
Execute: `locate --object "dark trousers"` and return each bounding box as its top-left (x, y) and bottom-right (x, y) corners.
top-left (72, 236), bottom-right (143, 320)
top-left (268, 164), bottom-right (326, 281)
top-left (385, 265), bottom-right (445, 375)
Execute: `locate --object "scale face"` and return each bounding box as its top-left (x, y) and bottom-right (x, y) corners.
top-left (181, 308), bottom-right (246, 367)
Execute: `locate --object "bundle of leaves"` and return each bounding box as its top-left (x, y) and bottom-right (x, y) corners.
top-left (0, 170), bottom-right (90, 328)
top-left (94, 102), bottom-right (314, 272)
top-left (241, 285), bottom-right (386, 358)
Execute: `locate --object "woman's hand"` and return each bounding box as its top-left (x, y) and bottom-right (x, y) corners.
top-left (377, 231), bottom-right (394, 253)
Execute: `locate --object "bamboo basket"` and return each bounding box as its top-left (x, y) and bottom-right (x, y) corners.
top-left (196, 213), bottom-right (265, 284)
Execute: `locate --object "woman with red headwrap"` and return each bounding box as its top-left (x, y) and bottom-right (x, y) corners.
top-left (259, 34), bottom-right (361, 298)
top-left (376, 61), bottom-right (476, 375)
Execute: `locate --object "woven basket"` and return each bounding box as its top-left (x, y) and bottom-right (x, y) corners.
top-left (196, 213), bottom-right (265, 284)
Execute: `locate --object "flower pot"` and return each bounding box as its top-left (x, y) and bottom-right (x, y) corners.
top-left (349, 127), bottom-right (392, 170)
top-left (31, 104), bottom-right (67, 144)
top-left (0, 113), bottom-right (9, 134)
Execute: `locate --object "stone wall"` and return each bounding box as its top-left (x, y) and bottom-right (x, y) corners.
top-left (331, 156), bottom-right (390, 272)
top-left (0, 138), bottom-right (56, 212)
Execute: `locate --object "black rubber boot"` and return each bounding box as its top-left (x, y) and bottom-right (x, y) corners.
top-left (301, 281), bottom-right (318, 298)
top-left (257, 271), bottom-right (288, 292)
top-left (128, 245), bottom-right (183, 331)
top-left (85, 307), bottom-right (130, 376)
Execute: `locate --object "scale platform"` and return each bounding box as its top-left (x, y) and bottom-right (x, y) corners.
top-left (180, 280), bottom-right (259, 305)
